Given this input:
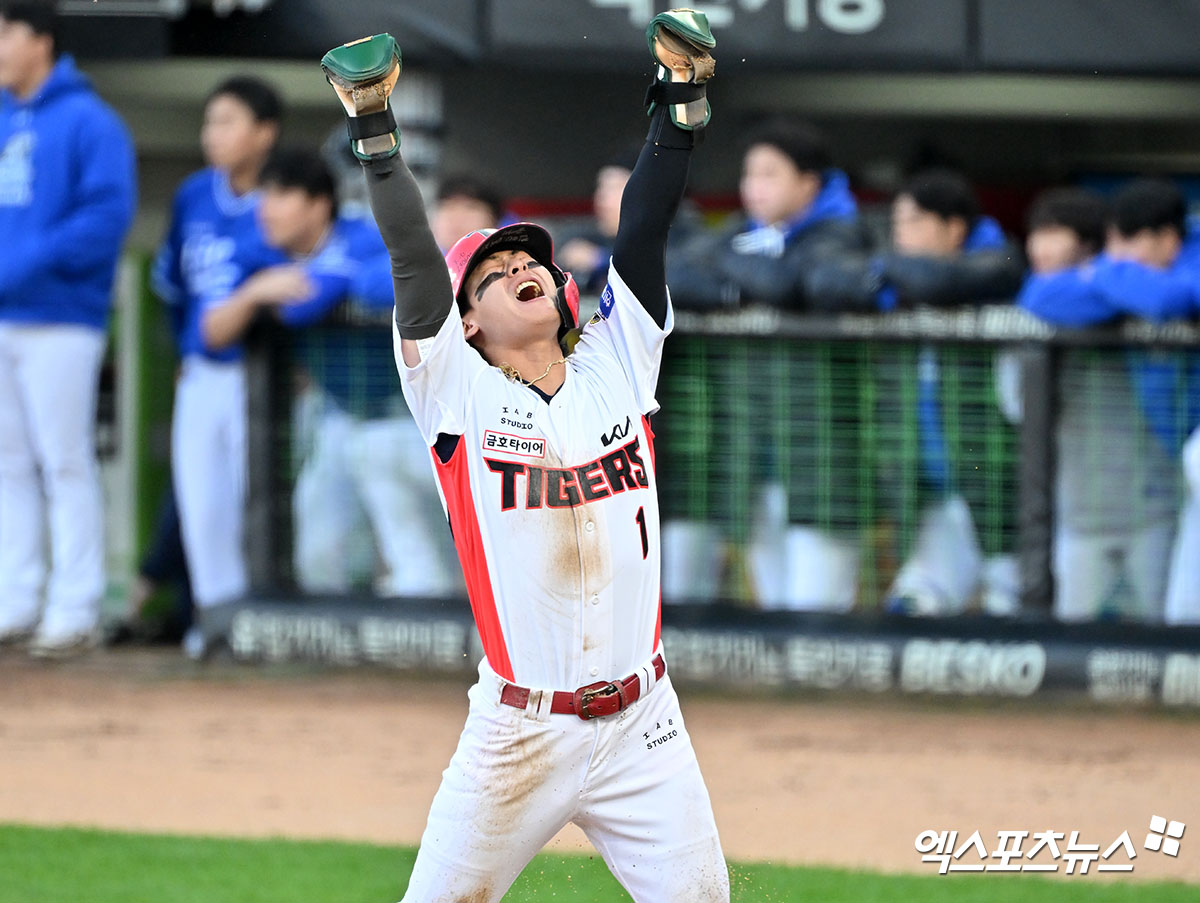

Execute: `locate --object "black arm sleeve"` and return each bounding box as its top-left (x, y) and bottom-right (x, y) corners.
top-left (610, 107), bottom-right (694, 329)
top-left (361, 156), bottom-right (455, 340)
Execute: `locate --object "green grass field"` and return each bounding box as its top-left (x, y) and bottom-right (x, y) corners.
top-left (0, 824), bottom-right (1194, 902)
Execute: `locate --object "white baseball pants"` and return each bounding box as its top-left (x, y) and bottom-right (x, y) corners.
top-left (343, 415), bottom-right (462, 597)
top-left (171, 355), bottom-right (248, 609)
top-left (0, 322), bottom-right (106, 630)
top-left (400, 658), bottom-right (729, 903)
top-left (887, 494), bottom-right (984, 615)
top-left (293, 406), bottom-right (462, 597)
top-left (1053, 520), bottom-right (1174, 623)
top-left (1165, 425), bottom-right (1200, 624)
top-left (292, 399), bottom-right (374, 593)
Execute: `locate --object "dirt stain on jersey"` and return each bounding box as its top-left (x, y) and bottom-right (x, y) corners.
top-left (535, 446), bottom-right (607, 596)
top-left (578, 504), bottom-right (612, 588)
top-left (544, 508), bottom-right (584, 591)
top-left (509, 447), bottom-right (615, 648)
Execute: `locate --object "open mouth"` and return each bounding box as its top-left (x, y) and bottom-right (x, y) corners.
top-left (516, 280), bottom-right (545, 302)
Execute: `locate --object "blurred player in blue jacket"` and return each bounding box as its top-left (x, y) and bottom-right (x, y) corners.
top-left (808, 168), bottom-right (1025, 615)
top-left (885, 170), bottom-right (1024, 617)
top-left (289, 171), bottom-right (487, 598)
top-left (200, 149), bottom-right (388, 345)
top-left (661, 118), bottom-right (873, 609)
top-left (1020, 177), bottom-right (1200, 326)
top-left (191, 148), bottom-right (393, 651)
top-left (667, 117), bottom-right (872, 312)
top-left (1018, 178), bottom-right (1197, 622)
top-left (808, 168), bottom-right (1024, 315)
top-left (0, 3), bottom-right (135, 655)
top-left (152, 76), bottom-right (282, 652)
top-left (873, 170), bottom-right (1025, 616)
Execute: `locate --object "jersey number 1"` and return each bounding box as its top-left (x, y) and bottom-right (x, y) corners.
top-left (635, 506), bottom-right (648, 560)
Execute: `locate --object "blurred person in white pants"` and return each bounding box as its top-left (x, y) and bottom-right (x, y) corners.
top-left (287, 176), bottom-right (502, 597)
top-left (1019, 181), bottom-right (1193, 622)
top-left (1165, 422), bottom-right (1200, 624)
top-left (174, 148), bottom-right (392, 654)
top-left (291, 390), bottom-right (466, 598)
top-left (291, 259), bottom-right (466, 598)
top-left (152, 76), bottom-right (282, 654)
top-left (0, 3), bottom-right (135, 655)
top-left (347, 405), bottom-right (464, 596)
top-left (810, 169), bottom-right (1024, 615)
top-left (291, 391), bottom-right (375, 593)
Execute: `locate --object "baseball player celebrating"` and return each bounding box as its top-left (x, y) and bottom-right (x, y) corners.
top-left (321, 10), bottom-right (728, 902)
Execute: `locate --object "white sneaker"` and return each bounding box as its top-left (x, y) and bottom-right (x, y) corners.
top-left (29, 611), bottom-right (99, 659)
top-left (981, 555), bottom-right (1021, 617)
top-left (182, 625), bottom-right (206, 661)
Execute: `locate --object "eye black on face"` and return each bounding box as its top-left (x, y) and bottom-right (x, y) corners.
top-left (474, 269), bottom-right (504, 300)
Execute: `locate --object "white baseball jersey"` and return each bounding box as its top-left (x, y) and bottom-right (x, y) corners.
top-left (391, 260), bottom-right (727, 903)
top-left (394, 266), bottom-right (672, 690)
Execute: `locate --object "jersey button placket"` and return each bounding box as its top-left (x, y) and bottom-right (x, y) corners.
top-left (574, 477), bottom-right (607, 690)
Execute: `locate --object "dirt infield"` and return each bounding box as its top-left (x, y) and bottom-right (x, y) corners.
top-left (2, 647), bottom-right (1199, 884)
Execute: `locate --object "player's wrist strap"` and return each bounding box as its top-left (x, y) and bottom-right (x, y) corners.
top-left (346, 106), bottom-right (397, 141)
top-left (644, 80), bottom-right (706, 109)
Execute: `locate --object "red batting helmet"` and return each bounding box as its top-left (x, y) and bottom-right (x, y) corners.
top-left (445, 223), bottom-right (580, 334)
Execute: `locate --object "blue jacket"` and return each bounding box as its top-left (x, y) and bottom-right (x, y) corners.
top-left (911, 218), bottom-right (1023, 490)
top-left (275, 215), bottom-right (388, 328)
top-left (153, 168), bottom-right (281, 362)
top-left (666, 169), bottom-right (873, 310)
top-left (344, 247), bottom-right (396, 314)
top-left (1018, 225), bottom-right (1200, 458)
top-left (287, 219), bottom-right (402, 419)
top-left (806, 214), bottom-right (1024, 312)
top-left (0, 56), bottom-right (136, 330)
top-left (1017, 226), bottom-right (1200, 327)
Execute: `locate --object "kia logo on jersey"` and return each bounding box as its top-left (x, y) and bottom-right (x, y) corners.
top-left (601, 416), bottom-right (632, 447)
top-left (486, 438), bottom-right (649, 510)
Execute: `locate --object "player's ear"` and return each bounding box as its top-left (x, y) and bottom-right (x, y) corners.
top-left (254, 120), bottom-right (280, 156)
top-left (461, 315), bottom-right (480, 342)
top-left (947, 215), bottom-right (969, 250)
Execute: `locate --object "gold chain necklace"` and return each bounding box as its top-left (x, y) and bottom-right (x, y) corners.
top-left (498, 357), bottom-right (567, 386)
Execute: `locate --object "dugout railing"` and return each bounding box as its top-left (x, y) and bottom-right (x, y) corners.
top-left (244, 302), bottom-right (1200, 613)
top-left (230, 302), bottom-right (1200, 706)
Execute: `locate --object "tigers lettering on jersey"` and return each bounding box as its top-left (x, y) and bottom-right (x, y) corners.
top-left (486, 437), bottom-right (649, 511)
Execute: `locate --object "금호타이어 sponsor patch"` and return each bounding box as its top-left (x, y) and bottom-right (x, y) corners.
top-left (483, 429), bottom-right (546, 458)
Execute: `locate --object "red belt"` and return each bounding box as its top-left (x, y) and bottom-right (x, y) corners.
top-left (500, 653), bottom-right (666, 721)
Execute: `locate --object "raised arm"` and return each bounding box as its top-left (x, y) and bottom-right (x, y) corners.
top-left (321, 36), bottom-right (454, 366)
top-left (611, 10), bottom-right (716, 329)
top-left (361, 158), bottom-right (453, 347)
